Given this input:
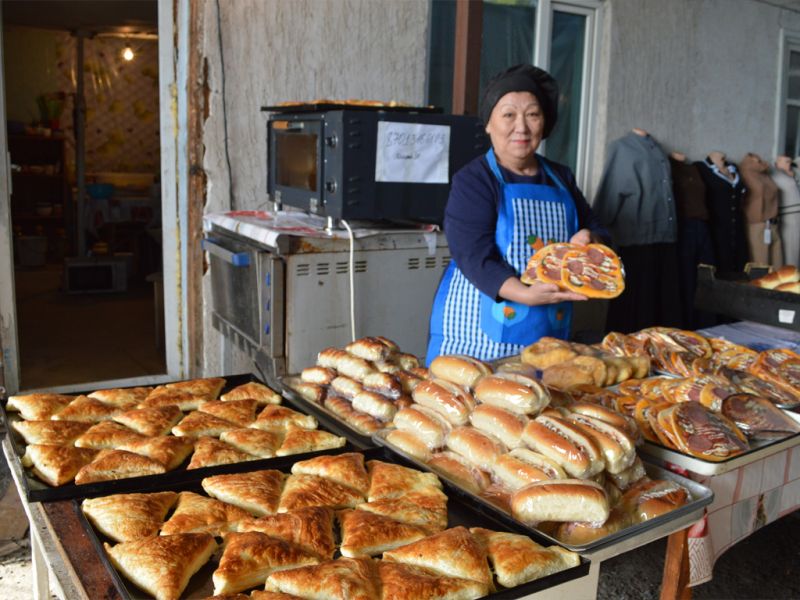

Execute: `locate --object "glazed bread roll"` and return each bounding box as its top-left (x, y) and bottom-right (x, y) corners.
top-left (317, 347), bottom-right (349, 369)
top-left (300, 366), bottom-right (337, 385)
top-left (346, 337), bottom-right (393, 362)
top-left (567, 413), bottom-right (635, 474)
top-left (511, 479), bottom-right (610, 524)
top-left (288, 380), bottom-right (325, 404)
top-left (392, 406), bottom-right (451, 449)
top-left (445, 426), bottom-right (506, 472)
top-left (568, 402), bottom-right (639, 441)
top-left (412, 379), bottom-right (475, 426)
top-left (330, 376), bottom-right (363, 400)
top-left (429, 355), bottom-right (492, 388)
top-left (324, 396), bottom-right (383, 434)
top-left (337, 355), bottom-right (376, 382)
top-left (352, 391), bottom-right (397, 422)
top-left (469, 404), bottom-right (527, 449)
top-left (521, 416), bottom-right (604, 479)
top-left (538, 416), bottom-right (604, 476)
top-left (396, 353), bottom-right (421, 370)
top-left (362, 372), bottom-right (402, 399)
top-left (428, 451), bottom-right (491, 495)
top-left (606, 456), bottom-right (647, 491)
top-left (495, 361), bottom-right (540, 378)
top-left (374, 361), bottom-right (401, 374)
top-left (385, 429), bottom-right (432, 462)
top-left (555, 506), bottom-right (631, 545)
top-left (473, 373), bottom-right (549, 415)
top-left (395, 370), bottom-right (424, 394)
top-left (520, 338), bottom-right (576, 369)
top-left (492, 448), bottom-right (566, 491)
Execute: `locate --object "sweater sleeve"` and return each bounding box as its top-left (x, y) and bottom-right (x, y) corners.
top-left (443, 161), bottom-right (517, 300)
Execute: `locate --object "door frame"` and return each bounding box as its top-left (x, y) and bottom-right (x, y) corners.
top-left (0, 0), bottom-right (196, 393)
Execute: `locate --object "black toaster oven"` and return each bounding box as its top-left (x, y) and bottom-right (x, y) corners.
top-left (263, 104), bottom-right (488, 224)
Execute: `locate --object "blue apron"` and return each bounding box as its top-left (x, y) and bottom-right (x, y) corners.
top-left (426, 149), bottom-right (579, 364)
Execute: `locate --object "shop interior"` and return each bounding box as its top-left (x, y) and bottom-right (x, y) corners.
top-left (3, 0), bottom-right (164, 389)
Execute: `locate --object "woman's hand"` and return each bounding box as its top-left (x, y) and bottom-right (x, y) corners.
top-left (499, 277), bottom-right (587, 306)
top-left (569, 228), bottom-right (592, 246)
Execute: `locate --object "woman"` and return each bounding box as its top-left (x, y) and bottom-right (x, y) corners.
top-left (426, 64), bottom-right (608, 364)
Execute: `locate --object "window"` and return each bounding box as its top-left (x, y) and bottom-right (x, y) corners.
top-left (427, 0), bottom-right (599, 186)
top-left (779, 35), bottom-right (800, 158)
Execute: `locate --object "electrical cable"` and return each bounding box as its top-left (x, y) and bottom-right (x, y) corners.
top-left (340, 219), bottom-right (357, 342)
top-left (215, 0), bottom-right (236, 210)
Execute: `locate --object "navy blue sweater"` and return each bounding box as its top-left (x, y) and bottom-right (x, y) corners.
top-left (444, 153), bottom-right (608, 300)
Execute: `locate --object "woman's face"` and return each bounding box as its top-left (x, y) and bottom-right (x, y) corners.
top-left (485, 91), bottom-right (544, 166)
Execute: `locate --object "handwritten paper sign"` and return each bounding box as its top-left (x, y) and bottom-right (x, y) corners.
top-left (375, 121), bottom-right (450, 184)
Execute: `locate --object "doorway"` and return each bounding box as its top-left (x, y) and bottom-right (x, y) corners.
top-left (1, 0), bottom-right (166, 390)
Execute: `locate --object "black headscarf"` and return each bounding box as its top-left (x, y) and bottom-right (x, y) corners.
top-left (478, 64), bottom-right (559, 139)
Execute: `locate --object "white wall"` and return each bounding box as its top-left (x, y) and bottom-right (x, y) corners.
top-left (589, 0), bottom-right (800, 196)
top-left (200, 0), bottom-right (430, 374)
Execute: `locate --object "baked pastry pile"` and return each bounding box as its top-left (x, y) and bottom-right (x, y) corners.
top-left (751, 264), bottom-right (800, 292)
top-left (8, 378), bottom-right (345, 487)
top-left (520, 242), bottom-right (625, 299)
top-left (85, 452), bottom-right (579, 599)
top-left (287, 336), bottom-right (427, 435)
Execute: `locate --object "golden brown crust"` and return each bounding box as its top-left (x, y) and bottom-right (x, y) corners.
top-left (203, 469), bottom-right (285, 516)
top-left (473, 374), bottom-right (548, 416)
top-left (51, 395), bottom-right (122, 422)
top-left (366, 460), bottom-right (442, 502)
top-left (266, 557), bottom-right (381, 600)
top-left (6, 393), bottom-right (73, 420)
top-left (249, 592), bottom-right (302, 600)
top-left (338, 509), bottom-right (428, 557)
top-left (160, 491), bottom-right (252, 536)
top-left (112, 405), bottom-right (184, 437)
top-left (105, 532), bottom-right (217, 600)
top-left (276, 427), bottom-right (346, 456)
top-left (510, 479), bottom-right (610, 524)
top-left (429, 355), bottom-right (492, 388)
top-left (198, 399), bottom-right (259, 427)
top-left (187, 436), bottom-right (259, 470)
top-left (140, 387), bottom-right (205, 411)
top-left (492, 450), bottom-right (565, 491)
top-left (356, 490), bottom-right (448, 534)
top-left (351, 390), bottom-right (397, 421)
top-left (117, 435), bottom-right (195, 470)
top-left (469, 405), bottom-right (527, 451)
top-left (382, 526), bottom-right (493, 588)
top-left (346, 337), bottom-right (394, 362)
top-left (278, 474), bottom-right (364, 513)
top-left (250, 405), bottom-right (317, 432)
top-left (82, 491), bottom-right (178, 542)
top-left (378, 560), bottom-right (488, 600)
top-left (220, 428), bottom-right (282, 458)
top-left (392, 406), bottom-right (451, 449)
top-left (11, 419), bottom-right (91, 446)
top-left (469, 527), bottom-right (580, 587)
top-left (427, 452), bottom-right (490, 495)
top-left (290, 452), bottom-right (369, 495)
top-left (412, 379), bottom-right (474, 426)
top-left (213, 531), bottom-right (320, 595)
top-left (520, 337), bottom-right (577, 370)
top-left (220, 381), bottom-right (282, 405)
top-left (165, 377), bottom-right (227, 401)
top-left (445, 426), bottom-right (506, 472)
top-left (301, 366), bottom-right (339, 385)
top-left (74, 449), bottom-right (167, 485)
top-left (73, 421), bottom-right (146, 449)
top-left (324, 396), bottom-right (384, 434)
top-left (88, 386), bottom-right (153, 407)
top-left (237, 506), bottom-right (336, 559)
top-left (385, 429), bottom-right (433, 462)
top-left (21, 444), bottom-right (98, 486)
top-left (172, 410), bottom-right (239, 437)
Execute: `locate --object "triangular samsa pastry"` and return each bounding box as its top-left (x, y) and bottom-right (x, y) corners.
top-left (7, 393), bottom-right (73, 420)
top-left (172, 410), bottom-right (238, 437)
top-left (382, 527), bottom-right (493, 589)
top-left (199, 399), bottom-right (259, 427)
top-left (52, 395), bottom-right (121, 422)
top-left (338, 509), bottom-right (428, 557)
top-left (221, 381), bottom-right (281, 405)
top-left (356, 490), bottom-right (449, 534)
top-left (21, 444), bottom-right (98, 486)
top-left (165, 376), bottom-right (226, 400)
top-left (378, 561), bottom-right (488, 600)
top-left (237, 506), bottom-right (336, 560)
top-left (104, 532), bottom-right (217, 600)
top-left (290, 452), bottom-right (369, 495)
top-left (112, 404), bottom-right (184, 437)
top-left (88, 386), bottom-right (153, 407)
top-left (187, 437), bottom-right (259, 470)
top-left (250, 405), bottom-right (317, 432)
top-left (470, 527), bottom-right (579, 587)
top-left (266, 557), bottom-right (381, 600)
top-left (161, 491), bottom-right (252, 536)
top-left (220, 428), bottom-right (282, 458)
top-left (82, 491), bottom-right (178, 542)
top-left (73, 421), bottom-right (145, 449)
top-left (276, 426), bottom-right (346, 456)
top-left (11, 419), bottom-right (91, 446)
top-left (140, 387), bottom-right (205, 411)
top-left (202, 469), bottom-right (285, 516)
top-left (277, 474), bottom-right (364, 513)
top-left (117, 435), bottom-right (195, 470)
top-left (366, 460), bottom-right (443, 502)
top-left (250, 592), bottom-right (303, 600)
top-left (213, 531), bottom-right (321, 594)
top-left (74, 449), bottom-right (166, 485)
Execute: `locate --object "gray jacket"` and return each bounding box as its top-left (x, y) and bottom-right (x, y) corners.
top-left (593, 133), bottom-right (677, 246)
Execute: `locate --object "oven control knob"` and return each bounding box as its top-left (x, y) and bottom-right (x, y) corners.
top-left (325, 134), bottom-right (338, 148)
top-left (325, 180), bottom-right (338, 194)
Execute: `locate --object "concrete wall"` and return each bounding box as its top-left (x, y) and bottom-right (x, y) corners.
top-left (589, 0), bottom-right (800, 196)
top-left (199, 0), bottom-right (430, 374)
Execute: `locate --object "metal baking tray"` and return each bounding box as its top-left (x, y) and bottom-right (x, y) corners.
top-left (373, 430), bottom-right (714, 561)
top-left (0, 373), bottom-right (363, 502)
top-left (278, 375), bottom-right (380, 450)
top-left (75, 446), bottom-right (591, 599)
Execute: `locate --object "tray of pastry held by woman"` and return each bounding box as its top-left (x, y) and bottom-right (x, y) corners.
top-left (1, 374), bottom-right (359, 502)
top-left (371, 352), bottom-right (714, 557)
top-left (279, 336), bottom-right (429, 447)
top-left (74, 447), bottom-right (589, 599)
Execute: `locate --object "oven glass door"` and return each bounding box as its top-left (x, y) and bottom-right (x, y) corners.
top-left (269, 119), bottom-right (324, 212)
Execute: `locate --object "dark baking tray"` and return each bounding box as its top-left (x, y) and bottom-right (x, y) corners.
top-left (75, 446), bottom-right (591, 600)
top-left (261, 102), bottom-right (442, 114)
top-left (1, 373), bottom-right (370, 502)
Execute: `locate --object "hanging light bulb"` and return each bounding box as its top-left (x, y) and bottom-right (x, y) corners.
top-left (122, 45), bottom-right (135, 61)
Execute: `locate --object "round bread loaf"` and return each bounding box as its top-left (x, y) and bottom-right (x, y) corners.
top-left (392, 406), bottom-right (450, 449)
top-left (429, 355), bottom-right (492, 388)
top-left (511, 479), bottom-right (610, 524)
top-left (469, 404), bottom-right (527, 449)
top-left (412, 379), bottom-right (475, 426)
top-left (445, 426), bottom-right (506, 472)
top-left (385, 429), bottom-right (432, 462)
